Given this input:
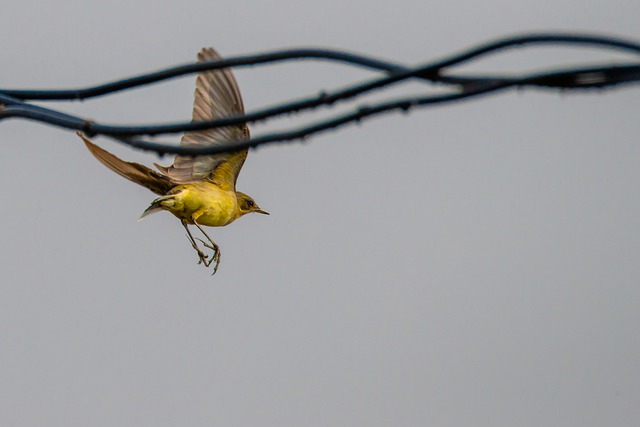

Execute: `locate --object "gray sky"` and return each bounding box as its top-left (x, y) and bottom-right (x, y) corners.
top-left (2, 1), bottom-right (640, 426)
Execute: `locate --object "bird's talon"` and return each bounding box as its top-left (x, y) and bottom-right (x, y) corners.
top-left (184, 221), bottom-right (224, 274)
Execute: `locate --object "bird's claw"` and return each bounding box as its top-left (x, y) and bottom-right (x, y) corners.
top-left (195, 238), bottom-right (220, 273)
top-left (182, 222), bottom-right (221, 275)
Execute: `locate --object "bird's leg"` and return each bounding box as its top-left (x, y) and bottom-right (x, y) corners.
top-left (181, 220), bottom-right (212, 267)
top-left (193, 221), bottom-right (221, 275)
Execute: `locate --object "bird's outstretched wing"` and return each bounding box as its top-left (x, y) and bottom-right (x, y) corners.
top-left (79, 132), bottom-right (173, 195)
top-left (155, 47), bottom-right (249, 190)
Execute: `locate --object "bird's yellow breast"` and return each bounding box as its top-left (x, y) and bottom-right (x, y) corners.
top-left (160, 181), bottom-right (239, 227)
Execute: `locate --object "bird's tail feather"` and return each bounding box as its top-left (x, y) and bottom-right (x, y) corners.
top-left (138, 195), bottom-right (175, 221)
top-left (77, 132), bottom-right (174, 196)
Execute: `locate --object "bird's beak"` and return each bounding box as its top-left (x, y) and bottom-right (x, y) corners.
top-left (255, 208), bottom-right (269, 215)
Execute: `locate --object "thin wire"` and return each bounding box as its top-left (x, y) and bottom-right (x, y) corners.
top-left (1, 32), bottom-right (639, 155)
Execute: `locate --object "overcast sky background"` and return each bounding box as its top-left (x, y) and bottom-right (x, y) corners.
top-left (1, 1), bottom-right (640, 426)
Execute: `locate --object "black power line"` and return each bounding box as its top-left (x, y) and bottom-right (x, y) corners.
top-left (1, 32), bottom-right (639, 155)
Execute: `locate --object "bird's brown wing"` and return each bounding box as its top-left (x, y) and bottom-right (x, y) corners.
top-left (79, 132), bottom-right (173, 195)
top-left (156, 47), bottom-right (249, 190)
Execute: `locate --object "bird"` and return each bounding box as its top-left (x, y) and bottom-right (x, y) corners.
top-left (78, 47), bottom-right (268, 274)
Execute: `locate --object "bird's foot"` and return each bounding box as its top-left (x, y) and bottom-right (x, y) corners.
top-left (195, 247), bottom-right (211, 267)
top-left (195, 238), bottom-right (221, 274)
top-left (185, 233), bottom-right (210, 265)
top-left (183, 221), bottom-right (222, 275)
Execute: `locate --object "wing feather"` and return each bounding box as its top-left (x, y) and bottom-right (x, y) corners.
top-left (159, 47), bottom-right (249, 188)
top-left (78, 132), bottom-right (173, 195)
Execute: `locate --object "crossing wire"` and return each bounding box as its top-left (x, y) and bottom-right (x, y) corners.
top-left (1, 32), bottom-right (639, 155)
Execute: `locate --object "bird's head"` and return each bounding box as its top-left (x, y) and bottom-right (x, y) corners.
top-left (236, 192), bottom-right (269, 217)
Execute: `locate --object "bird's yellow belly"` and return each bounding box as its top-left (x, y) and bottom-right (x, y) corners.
top-left (162, 182), bottom-right (238, 227)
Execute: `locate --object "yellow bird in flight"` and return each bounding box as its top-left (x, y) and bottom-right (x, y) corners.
top-left (78, 47), bottom-right (268, 274)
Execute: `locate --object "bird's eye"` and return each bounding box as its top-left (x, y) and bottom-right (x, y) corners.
top-left (246, 200), bottom-right (254, 208)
